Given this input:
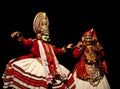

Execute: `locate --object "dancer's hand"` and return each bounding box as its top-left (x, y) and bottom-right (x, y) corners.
top-left (75, 41), bottom-right (83, 48)
top-left (11, 31), bottom-right (21, 38)
top-left (66, 43), bottom-right (73, 49)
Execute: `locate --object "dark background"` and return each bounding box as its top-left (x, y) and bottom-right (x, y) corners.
top-left (0, 0), bottom-right (119, 88)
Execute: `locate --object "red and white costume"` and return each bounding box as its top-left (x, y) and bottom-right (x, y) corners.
top-left (2, 12), bottom-right (75, 89)
top-left (2, 39), bottom-right (75, 89)
top-left (72, 28), bottom-right (111, 89)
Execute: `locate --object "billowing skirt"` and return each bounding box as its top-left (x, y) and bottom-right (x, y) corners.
top-left (2, 58), bottom-right (75, 89)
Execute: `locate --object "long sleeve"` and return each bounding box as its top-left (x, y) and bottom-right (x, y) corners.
top-left (73, 45), bottom-right (86, 58)
top-left (100, 50), bottom-right (108, 74)
top-left (21, 39), bottom-right (33, 48)
top-left (52, 46), bottom-right (66, 55)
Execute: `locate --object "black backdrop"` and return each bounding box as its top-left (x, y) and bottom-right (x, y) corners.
top-left (0, 0), bottom-right (119, 88)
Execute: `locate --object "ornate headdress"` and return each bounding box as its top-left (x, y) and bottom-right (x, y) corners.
top-left (82, 28), bottom-right (98, 42)
top-left (33, 12), bottom-right (49, 34)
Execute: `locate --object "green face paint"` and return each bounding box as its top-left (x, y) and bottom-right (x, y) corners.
top-left (42, 35), bottom-right (50, 42)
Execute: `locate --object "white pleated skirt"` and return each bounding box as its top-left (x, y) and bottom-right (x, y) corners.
top-left (2, 58), bottom-right (75, 89)
top-left (73, 70), bottom-right (111, 89)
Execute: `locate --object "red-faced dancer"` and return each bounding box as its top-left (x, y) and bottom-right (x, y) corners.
top-left (72, 28), bottom-right (111, 89)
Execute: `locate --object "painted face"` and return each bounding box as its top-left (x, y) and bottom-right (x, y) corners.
top-left (42, 34), bottom-right (50, 42)
top-left (39, 18), bottom-right (50, 42)
top-left (84, 34), bottom-right (94, 45)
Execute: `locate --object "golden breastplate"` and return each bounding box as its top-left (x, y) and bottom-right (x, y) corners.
top-left (84, 46), bottom-right (97, 63)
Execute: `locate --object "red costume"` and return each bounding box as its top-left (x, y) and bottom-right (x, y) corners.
top-left (2, 12), bottom-right (75, 89)
top-left (72, 28), bottom-right (110, 89)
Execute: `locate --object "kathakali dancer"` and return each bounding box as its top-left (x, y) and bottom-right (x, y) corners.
top-left (2, 12), bottom-right (75, 89)
top-left (72, 28), bottom-right (111, 89)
